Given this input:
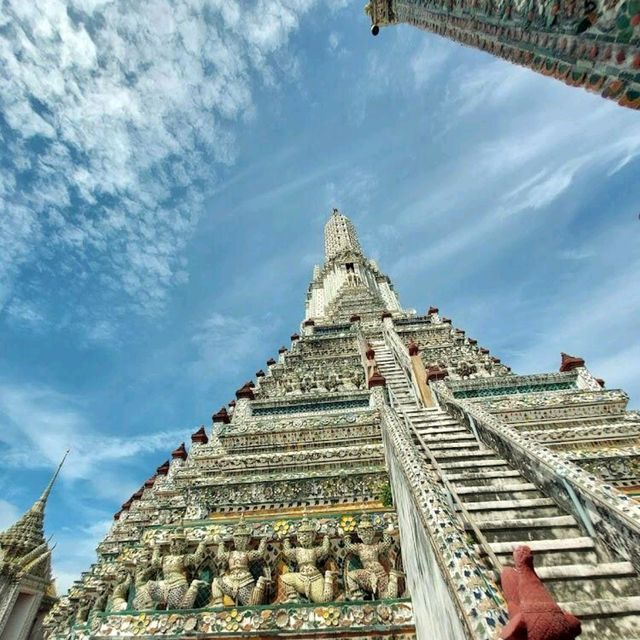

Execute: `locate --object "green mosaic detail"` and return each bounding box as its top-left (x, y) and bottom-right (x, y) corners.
top-left (453, 381), bottom-right (576, 399)
top-left (253, 398), bottom-right (370, 415)
top-left (314, 323), bottom-right (353, 334)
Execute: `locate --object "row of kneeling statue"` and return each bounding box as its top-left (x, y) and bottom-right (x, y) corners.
top-left (74, 516), bottom-right (404, 620)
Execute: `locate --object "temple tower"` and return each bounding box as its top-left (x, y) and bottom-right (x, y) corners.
top-left (45, 210), bottom-right (640, 639)
top-left (0, 454), bottom-right (66, 640)
top-left (365, 0), bottom-right (640, 110)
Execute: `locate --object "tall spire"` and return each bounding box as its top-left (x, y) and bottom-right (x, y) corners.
top-left (306, 208), bottom-right (403, 323)
top-left (33, 449), bottom-right (69, 514)
top-left (0, 451), bottom-right (68, 560)
top-left (324, 208), bottom-right (363, 262)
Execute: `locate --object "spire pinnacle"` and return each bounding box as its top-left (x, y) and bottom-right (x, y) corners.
top-left (324, 208), bottom-right (363, 262)
top-left (0, 452), bottom-right (67, 562)
top-left (34, 449), bottom-right (69, 513)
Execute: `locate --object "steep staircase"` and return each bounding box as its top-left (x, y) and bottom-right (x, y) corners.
top-left (372, 339), bottom-right (640, 639)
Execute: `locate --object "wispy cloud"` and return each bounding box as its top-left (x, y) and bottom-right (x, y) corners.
top-left (0, 0), bottom-right (324, 329)
top-left (0, 383), bottom-right (184, 488)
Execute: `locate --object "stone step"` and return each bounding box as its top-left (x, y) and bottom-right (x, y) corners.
top-left (405, 410), bottom-right (455, 420)
top-left (538, 562), bottom-right (637, 581)
top-left (427, 441), bottom-right (481, 452)
top-left (447, 469), bottom-right (523, 486)
top-left (474, 515), bottom-right (577, 530)
top-left (414, 426), bottom-right (467, 436)
top-left (421, 432), bottom-right (478, 443)
top-left (465, 497), bottom-right (557, 512)
top-left (403, 407), bottom-right (458, 424)
top-left (490, 537), bottom-right (598, 568)
top-left (456, 482), bottom-right (538, 497)
top-left (559, 596), bottom-right (640, 619)
top-left (577, 613), bottom-right (640, 638)
top-left (438, 458), bottom-right (509, 471)
top-left (413, 421), bottom-right (464, 431)
top-left (409, 409), bottom-right (458, 418)
top-left (489, 536), bottom-right (595, 566)
top-left (541, 563), bottom-right (640, 603)
top-left (472, 515), bottom-right (580, 544)
top-left (432, 449), bottom-right (497, 461)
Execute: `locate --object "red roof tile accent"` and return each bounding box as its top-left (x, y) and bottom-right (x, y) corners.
top-left (191, 426), bottom-right (209, 444)
top-left (560, 352), bottom-right (585, 372)
top-left (171, 442), bottom-right (188, 460)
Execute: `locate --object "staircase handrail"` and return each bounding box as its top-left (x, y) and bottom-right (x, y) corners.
top-left (385, 381), bottom-right (504, 577)
top-left (434, 384), bottom-right (640, 574)
top-left (382, 325), bottom-right (422, 407)
top-left (355, 329), bottom-right (372, 378)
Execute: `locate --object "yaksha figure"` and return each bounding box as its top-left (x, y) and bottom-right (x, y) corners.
top-left (210, 515), bottom-right (269, 606)
top-left (140, 530), bottom-right (208, 610)
top-left (131, 549), bottom-right (156, 609)
top-left (344, 516), bottom-right (398, 600)
top-left (281, 517), bottom-right (336, 603)
top-left (109, 566), bottom-right (133, 611)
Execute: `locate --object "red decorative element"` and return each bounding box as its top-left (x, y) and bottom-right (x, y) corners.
top-left (290, 333), bottom-right (300, 341)
top-left (303, 319), bottom-right (315, 327)
top-left (368, 368), bottom-right (386, 389)
top-left (442, 317), bottom-right (452, 324)
top-left (267, 358), bottom-right (276, 366)
top-left (278, 346), bottom-right (287, 354)
top-left (132, 487), bottom-right (144, 500)
top-left (492, 356), bottom-right (502, 364)
top-left (229, 400), bottom-right (236, 408)
top-left (427, 306), bottom-right (439, 315)
top-left (121, 498), bottom-right (133, 511)
top-left (236, 383), bottom-right (255, 400)
top-left (426, 366), bottom-right (449, 383)
top-left (144, 474), bottom-right (157, 489)
top-left (596, 378), bottom-right (605, 388)
top-left (191, 426), bottom-right (209, 445)
top-left (156, 460), bottom-right (170, 476)
top-left (350, 314), bottom-right (361, 322)
top-left (469, 338), bottom-right (478, 345)
top-left (408, 341), bottom-right (420, 356)
top-left (256, 369), bottom-right (265, 378)
top-left (212, 407), bottom-right (231, 424)
top-left (246, 380), bottom-right (255, 388)
top-left (480, 348), bottom-right (490, 355)
top-left (365, 343), bottom-right (375, 360)
top-left (171, 442), bottom-right (188, 460)
top-left (381, 311), bottom-right (393, 319)
top-left (113, 510), bottom-right (122, 520)
top-left (500, 545), bottom-right (581, 640)
top-left (559, 353), bottom-right (585, 372)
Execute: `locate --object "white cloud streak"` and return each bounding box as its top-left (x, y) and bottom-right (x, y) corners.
top-left (0, 0), bottom-right (321, 325)
top-left (0, 383), bottom-right (184, 485)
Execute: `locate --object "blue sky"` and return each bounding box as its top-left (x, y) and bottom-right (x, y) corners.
top-left (1, 0), bottom-right (639, 593)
